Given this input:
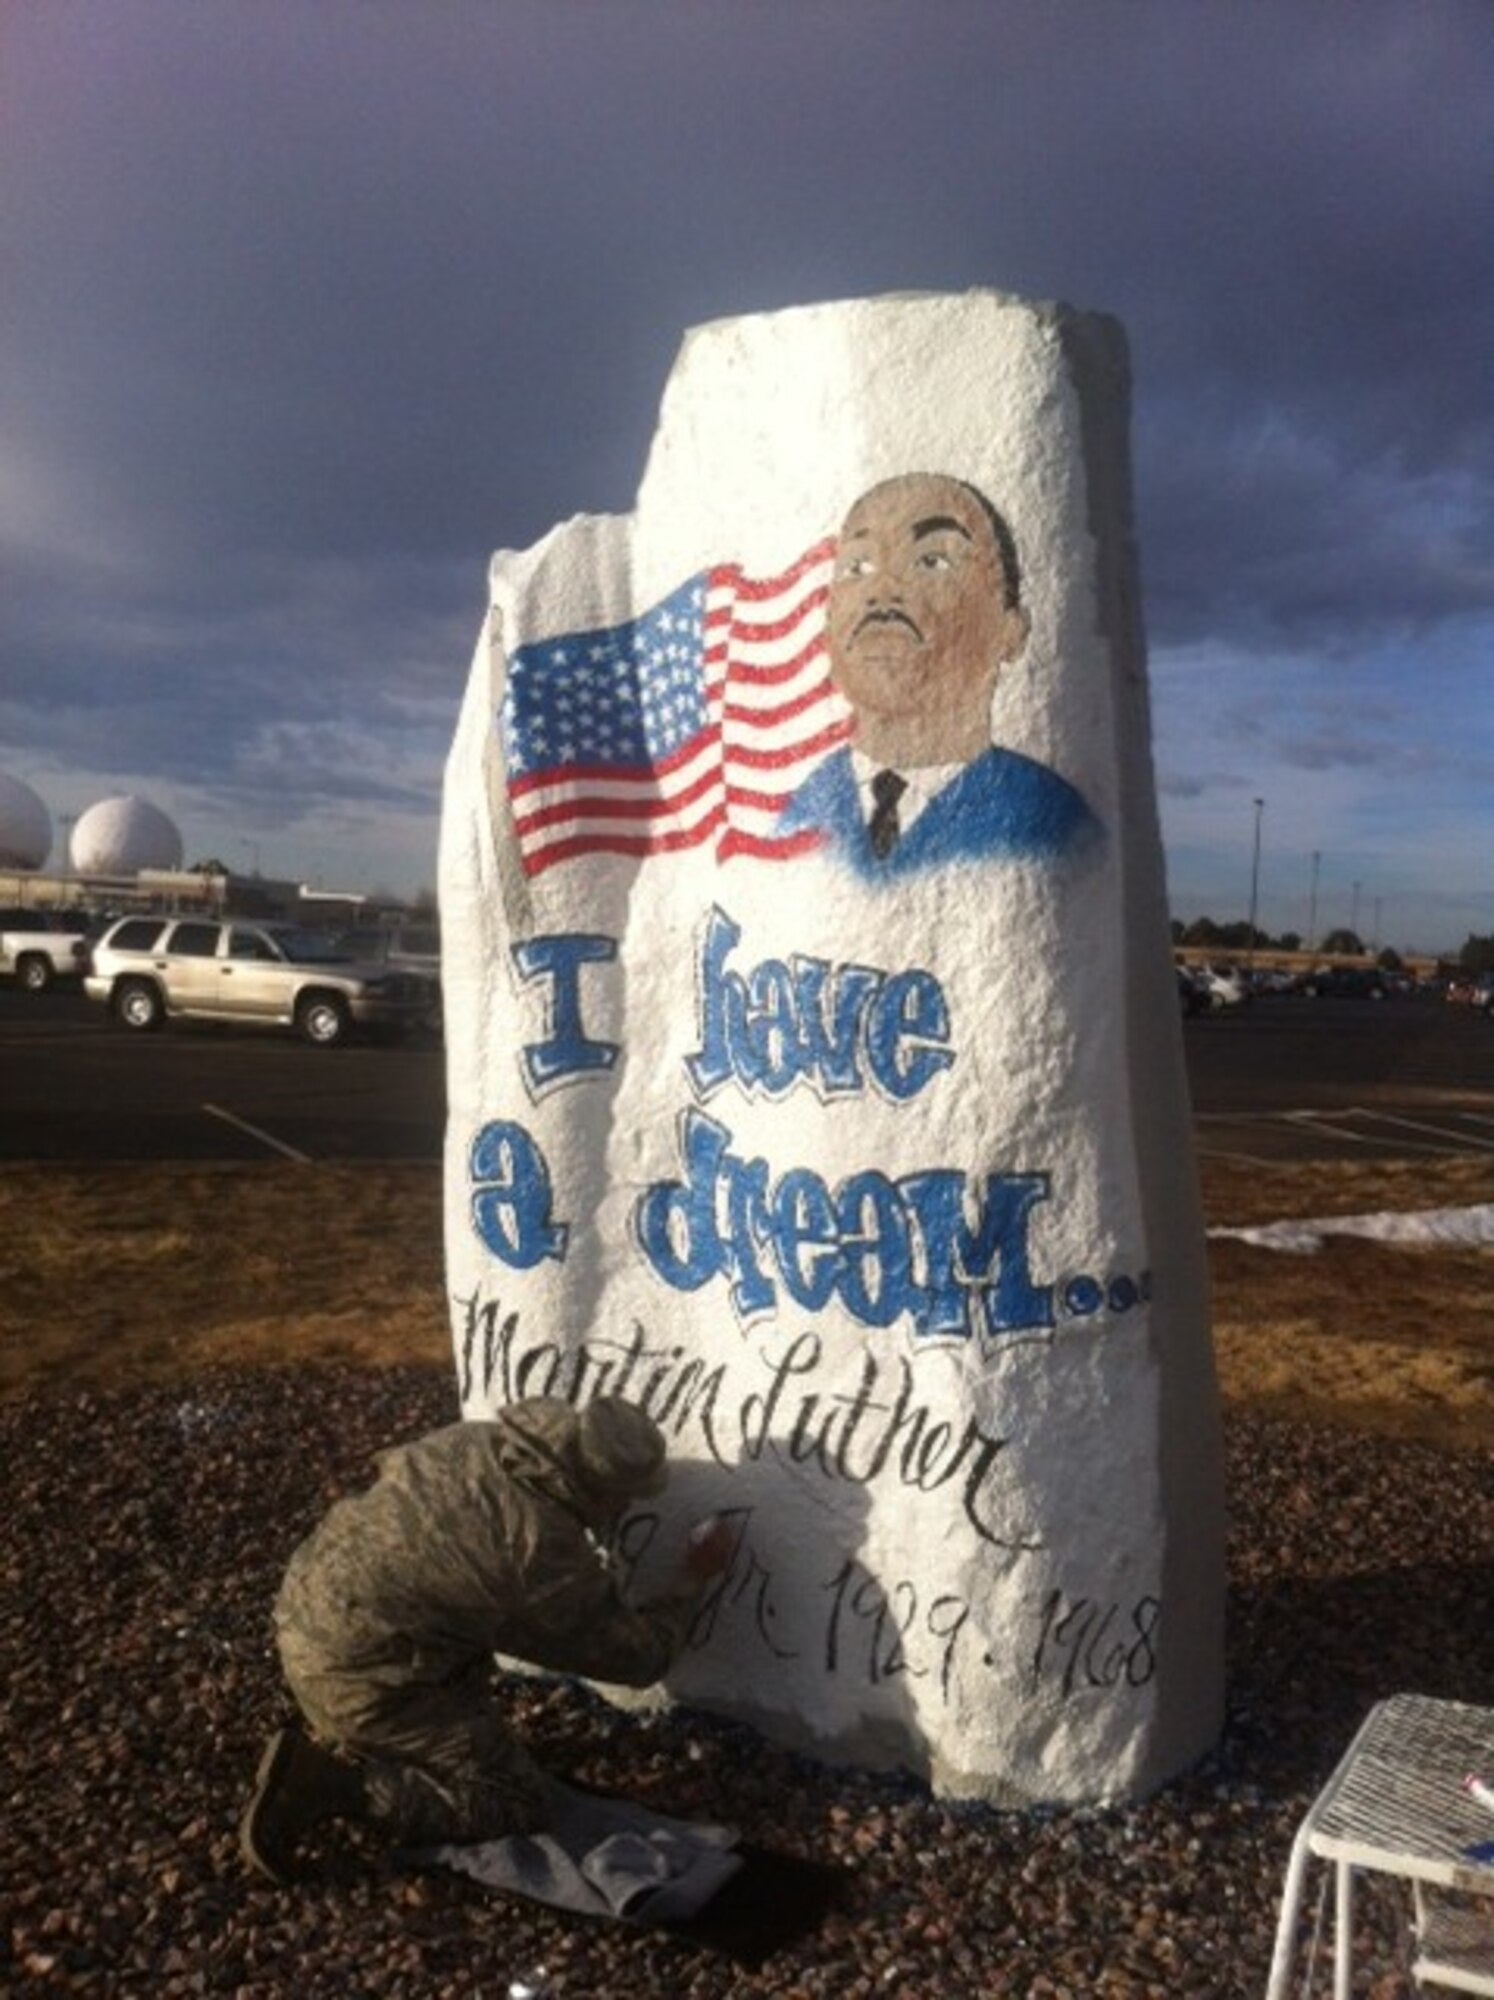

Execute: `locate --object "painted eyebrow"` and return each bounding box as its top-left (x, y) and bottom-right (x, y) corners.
top-left (911, 515), bottom-right (973, 541)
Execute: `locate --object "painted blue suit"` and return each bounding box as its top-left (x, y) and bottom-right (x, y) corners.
top-left (778, 744), bottom-right (1099, 879)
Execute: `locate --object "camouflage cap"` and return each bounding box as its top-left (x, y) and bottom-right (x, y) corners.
top-left (576, 1397), bottom-right (669, 1499)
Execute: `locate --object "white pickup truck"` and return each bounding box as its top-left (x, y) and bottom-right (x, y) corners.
top-left (0, 907), bottom-right (88, 992)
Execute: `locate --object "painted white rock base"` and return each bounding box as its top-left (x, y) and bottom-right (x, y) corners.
top-left (440, 290), bottom-right (1225, 1804)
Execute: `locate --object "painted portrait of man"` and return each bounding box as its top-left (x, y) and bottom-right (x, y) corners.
top-left (778, 473), bottom-right (1099, 876)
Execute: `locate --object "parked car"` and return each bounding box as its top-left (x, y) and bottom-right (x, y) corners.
top-left (1176, 966), bottom-right (1209, 1017)
top-left (1250, 967), bottom-right (1298, 996)
top-left (82, 916), bottom-right (433, 1045)
top-left (1472, 971), bottom-right (1494, 1016)
top-left (1298, 966), bottom-right (1387, 1000)
top-left (1197, 963), bottom-right (1250, 1008)
top-left (329, 922), bottom-right (440, 979)
top-left (330, 923), bottom-right (442, 1034)
top-left (0, 906), bottom-right (89, 991)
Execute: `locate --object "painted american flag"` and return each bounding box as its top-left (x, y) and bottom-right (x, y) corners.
top-left (499, 539), bottom-right (851, 878)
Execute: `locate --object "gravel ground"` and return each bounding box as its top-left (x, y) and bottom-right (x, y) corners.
top-left (4, 1366), bottom-right (1492, 1998)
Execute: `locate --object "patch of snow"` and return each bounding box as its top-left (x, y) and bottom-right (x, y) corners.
top-left (1209, 1205), bottom-right (1494, 1256)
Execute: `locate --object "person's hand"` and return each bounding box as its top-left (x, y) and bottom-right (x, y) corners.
top-left (684, 1514), bottom-right (736, 1581)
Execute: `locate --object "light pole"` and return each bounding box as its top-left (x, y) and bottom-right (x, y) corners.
top-left (1308, 851), bottom-right (1321, 954)
top-left (1351, 879), bottom-right (1362, 948)
top-left (240, 838), bottom-right (261, 877)
top-left (1247, 798), bottom-right (1265, 969)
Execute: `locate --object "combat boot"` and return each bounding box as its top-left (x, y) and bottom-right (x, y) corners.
top-left (240, 1725), bottom-right (368, 1882)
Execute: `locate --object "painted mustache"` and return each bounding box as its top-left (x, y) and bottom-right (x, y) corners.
top-left (850, 607), bottom-right (924, 644)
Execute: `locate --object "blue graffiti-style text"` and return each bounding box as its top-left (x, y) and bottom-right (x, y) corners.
top-left (470, 1120), bottom-right (569, 1269)
top-left (685, 905), bottom-right (954, 1103)
top-left (511, 932), bottom-right (619, 1092)
top-left (635, 1107), bottom-right (1053, 1340)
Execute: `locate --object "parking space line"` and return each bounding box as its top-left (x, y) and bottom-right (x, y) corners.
top-left (202, 1103), bottom-right (312, 1163)
top-left (1284, 1107), bottom-right (1478, 1155)
top-left (1348, 1109), bottom-right (1494, 1152)
top-left (1280, 1110), bottom-right (1383, 1146)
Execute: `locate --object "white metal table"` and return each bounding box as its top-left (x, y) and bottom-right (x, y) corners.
top-left (1266, 1693), bottom-right (1494, 1998)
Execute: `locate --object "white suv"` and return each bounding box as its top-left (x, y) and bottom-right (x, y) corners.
top-left (83, 917), bottom-right (435, 1046)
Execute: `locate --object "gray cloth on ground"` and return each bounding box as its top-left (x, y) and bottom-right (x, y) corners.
top-left (421, 1777), bottom-right (744, 1924)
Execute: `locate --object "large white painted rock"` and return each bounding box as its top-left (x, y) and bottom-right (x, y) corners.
top-left (439, 290), bottom-right (1224, 1804)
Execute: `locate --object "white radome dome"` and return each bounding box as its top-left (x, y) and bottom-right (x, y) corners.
top-left (0, 771), bottom-right (52, 870)
top-left (70, 795), bottom-right (184, 875)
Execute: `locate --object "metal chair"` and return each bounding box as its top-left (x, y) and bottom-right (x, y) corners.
top-left (1265, 1694), bottom-right (1494, 1997)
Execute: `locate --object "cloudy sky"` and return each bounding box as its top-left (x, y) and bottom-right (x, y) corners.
top-left (3, 1), bottom-right (1491, 950)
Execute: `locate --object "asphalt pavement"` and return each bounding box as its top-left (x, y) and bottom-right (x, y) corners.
top-left (0, 988), bottom-right (444, 1162)
top-left (1183, 991), bottom-right (1494, 1162)
top-left (2, 986), bottom-right (1492, 1166)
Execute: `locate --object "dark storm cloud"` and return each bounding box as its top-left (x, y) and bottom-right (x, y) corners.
top-left (2, 0), bottom-right (1492, 901)
top-left (9, 2), bottom-right (1489, 565)
top-left (1138, 399), bottom-right (1494, 652)
top-left (1, 533), bottom-right (466, 816)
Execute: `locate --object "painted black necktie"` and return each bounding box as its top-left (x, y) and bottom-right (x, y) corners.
top-left (868, 768), bottom-right (907, 860)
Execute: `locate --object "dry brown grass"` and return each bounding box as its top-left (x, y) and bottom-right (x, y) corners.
top-left (0, 1164), bottom-right (448, 1396)
top-left (1200, 1153), bottom-right (1494, 1453)
top-left (2, 1154), bottom-right (1491, 1450)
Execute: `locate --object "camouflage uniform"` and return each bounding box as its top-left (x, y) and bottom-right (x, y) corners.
top-left (272, 1398), bottom-right (699, 1846)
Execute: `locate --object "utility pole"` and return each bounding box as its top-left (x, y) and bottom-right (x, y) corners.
top-left (1247, 798), bottom-right (1264, 968)
top-left (1307, 851), bottom-right (1321, 952)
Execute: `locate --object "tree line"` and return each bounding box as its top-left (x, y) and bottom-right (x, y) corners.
top-left (1172, 918), bottom-right (1369, 956)
top-left (1172, 918), bottom-right (1494, 973)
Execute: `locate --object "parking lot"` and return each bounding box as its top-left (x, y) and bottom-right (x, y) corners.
top-left (1182, 992), bottom-right (1494, 1162)
top-left (0, 989), bottom-right (444, 1162)
top-left (1, 985), bottom-right (1491, 1166)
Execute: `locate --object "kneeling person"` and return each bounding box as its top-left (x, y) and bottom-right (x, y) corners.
top-left (241, 1395), bottom-right (734, 1882)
